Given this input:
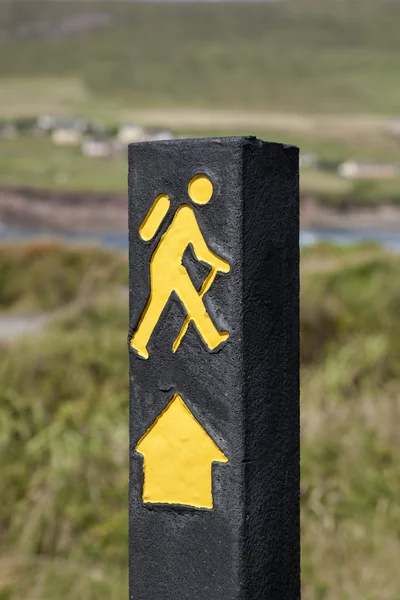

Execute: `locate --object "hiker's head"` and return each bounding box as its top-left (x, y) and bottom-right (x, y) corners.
top-left (188, 174), bottom-right (213, 205)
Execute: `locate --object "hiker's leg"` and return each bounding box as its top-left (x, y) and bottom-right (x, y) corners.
top-left (131, 281), bottom-right (171, 358)
top-left (177, 275), bottom-right (229, 350)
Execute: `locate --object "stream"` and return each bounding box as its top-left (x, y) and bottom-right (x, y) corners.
top-left (1, 224), bottom-right (400, 251)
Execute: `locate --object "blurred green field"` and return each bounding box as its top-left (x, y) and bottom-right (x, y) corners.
top-left (1, 242), bottom-right (400, 599)
top-left (1, 1), bottom-right (400, 597)
top-left (2, 135), bottom-right (400, 204)
top-left (0, 0), bottom-right (399, 114)
top-left (1, 0), bottom-right (400, 202)
top-left (0, 137), bottom-right (127, 193)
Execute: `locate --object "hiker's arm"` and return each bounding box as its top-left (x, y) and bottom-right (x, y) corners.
top-left (184, 206), bottom-right (230, 272)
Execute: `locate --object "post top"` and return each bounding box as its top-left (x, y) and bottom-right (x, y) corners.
top-left (128, 135), bottom-right (298, 153)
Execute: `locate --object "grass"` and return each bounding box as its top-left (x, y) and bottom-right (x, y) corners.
top-left (0, 76), bottom-right (88, 118)
top-left (0, 0), bottom-right (399, 115)
top-left (1, 242), bottom-right (400, 598)
top-left (0, 137), bottom-right (127, 193)
top-left (1, 1), bottom-right (400, 201)
top-left (0, 241), bottom-right (127, 313)
top-left (0, 301), bottom-right (129, 599)
top-left (300, 245), bottom-right (400, 598)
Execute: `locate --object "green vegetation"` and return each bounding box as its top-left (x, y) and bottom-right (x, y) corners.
top-left (2, 135), bottom-right (400, 204)
top-left (0, 241), bottom-right (127, 313)
top-left (0, 300), bottom-right (129, 599)
top-left (300, 244), bottom-right (400, 598)
top-left (300, 170), bottom-right (400, 206)
top-left (0, 0), bottom-right (399, 115)
top-left (1, 242), bottom-right (400, 599)
top-left (1, 0), bottom-right (400, 202)
top-left (0, 137), bottom-right (127, 193)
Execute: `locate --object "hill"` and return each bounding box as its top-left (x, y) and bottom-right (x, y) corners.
top-left (0, 0), bottom-right (399, 116)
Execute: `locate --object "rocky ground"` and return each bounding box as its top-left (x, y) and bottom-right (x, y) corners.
top-left (0, 187), bottom-right (127, 233)
top-left (2, 186), bottom-right (400, 234)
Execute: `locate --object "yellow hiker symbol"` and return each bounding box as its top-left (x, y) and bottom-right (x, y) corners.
top-left (130, 174), bottom-right (230, 359)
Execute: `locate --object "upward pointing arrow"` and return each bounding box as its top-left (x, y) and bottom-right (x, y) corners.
top-left (136, 394), bottom-right (228, 509)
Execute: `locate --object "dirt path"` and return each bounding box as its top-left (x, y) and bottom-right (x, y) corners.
top-left (2, 185), bottom-right (400, 236)
top-left (0, 314), bottom-right (51, 340)
top-left (124, 109), bottom-right (389, 141)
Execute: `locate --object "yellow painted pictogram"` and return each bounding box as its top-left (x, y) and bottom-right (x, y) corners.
top-left (139, 194), bottom-right (170, 241)
top-left (136, 394), bottom-right (228, 508)
top-left (130, 174), bottom-right (230, 359)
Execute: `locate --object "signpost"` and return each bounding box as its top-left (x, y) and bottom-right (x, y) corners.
top-left (128, 137), bottom-right (300, 600)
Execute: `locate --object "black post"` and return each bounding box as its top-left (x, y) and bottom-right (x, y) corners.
top-left (128, 137), bottom-right (300, 600)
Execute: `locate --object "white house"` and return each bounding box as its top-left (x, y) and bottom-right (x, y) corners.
top-left (338, 160), bottom-right (400, 180)
top-left (299, 152), bottom-right (317, 169)
top-left (81, 138), bottom-right (113, 158)
top-left (117, 124), bottom-right (146, 144)
top-left (51, 117), bottom-right (88, 145)
top-left (387, 118), bottom-right (400, 137)
top-left (36, 114), bottom-right (59, 133)
top-left (149, 130), bottom-right (174, 142)
top-left (52, 128), bottom-right (82, 146)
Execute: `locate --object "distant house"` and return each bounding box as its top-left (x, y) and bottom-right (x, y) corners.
top-left (0, 122), bottom-right (17, 139)
top-left (387, 118), bottom-right (400, 137)
top-left (37, 115), bottom-right (99, 138)
top-left (81, 137), bottom-right (113, 158)
top-left (52, 128), bottom-right (82, 146)
top-left (51, 118), bottom-right (87, 146)
top-left (36, 114), bottom-right (59, 133)
top-left (149, 129), bottom-right (174, 142)
top-left (338, 160), bottom-right (400, 180)
top-left (117, 124), bottom-right (146, 144)
top-left (299, 152), bottom-right (317, 169)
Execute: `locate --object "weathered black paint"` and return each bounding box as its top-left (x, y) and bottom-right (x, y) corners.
top-left (128, 137), bottom-right (300, 600)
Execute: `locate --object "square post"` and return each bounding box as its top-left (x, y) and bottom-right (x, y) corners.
top-left (128, 137), bottom-right (299, 600)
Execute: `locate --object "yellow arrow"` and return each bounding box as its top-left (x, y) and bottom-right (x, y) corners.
top-left (136, 394), bottom-right (228, 509)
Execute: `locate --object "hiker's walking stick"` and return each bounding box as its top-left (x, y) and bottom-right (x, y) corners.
top-left (172, 266), bottom-right (218, 352)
